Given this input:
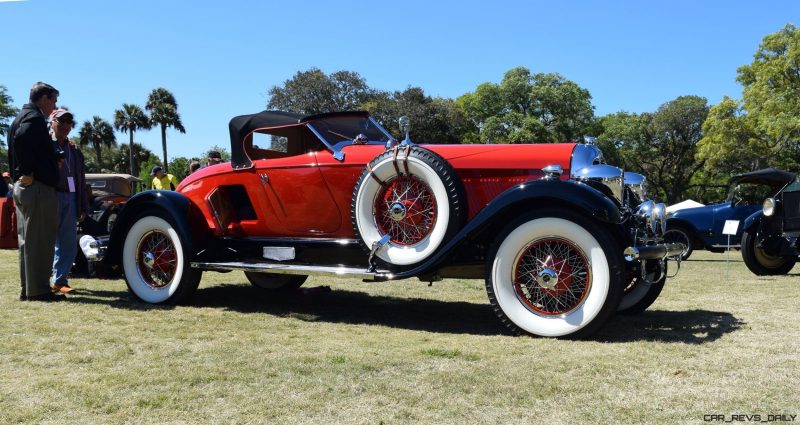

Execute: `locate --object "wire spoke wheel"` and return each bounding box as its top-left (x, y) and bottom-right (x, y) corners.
top-left (513, 238), bottom-right (591, 315)
top-left (374, 175), bottom-right (437, 246)
top-left (136, 230), bottom-right (177, 288)
top-left (123, 214), bottom-right (201, 304)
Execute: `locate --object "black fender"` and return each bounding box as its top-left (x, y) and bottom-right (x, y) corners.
top-left (105, 190), bottom-right (202, 266)
top-left (389, 179), bottom-right (623, 279)
top-left (743, 210), bottom-right (763, 233)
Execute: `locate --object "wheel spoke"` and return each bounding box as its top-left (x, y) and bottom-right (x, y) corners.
top-left (513, 237), bottom-right (591, 315)
top-left (137, 230), bottom-right (177, 289)
top-left (375, 175), bottom-right (437, 246)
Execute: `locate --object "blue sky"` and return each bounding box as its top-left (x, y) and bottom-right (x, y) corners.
top-left (2, 0), bottom-right (797, 160)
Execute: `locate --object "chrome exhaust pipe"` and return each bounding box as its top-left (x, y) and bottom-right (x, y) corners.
top-left (624, 243), bottom-right (685, 261)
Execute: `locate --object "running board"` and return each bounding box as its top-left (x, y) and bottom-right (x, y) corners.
top-left (190, 261), bottom-right (394, 281)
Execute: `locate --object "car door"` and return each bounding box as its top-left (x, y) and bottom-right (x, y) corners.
top-left (252, 154), bottom-right (342, 236)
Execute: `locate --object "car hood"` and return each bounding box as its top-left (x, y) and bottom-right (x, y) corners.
top-left (424, 143), bottom-right (577, 172)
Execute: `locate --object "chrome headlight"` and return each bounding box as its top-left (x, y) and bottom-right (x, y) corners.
top-left (763, 197), bottom-right (777, 216)
top-left (624, 172), bottom-right (647, 201)
top-left (572, 164), bottom-right (624, 205)
top-left (652, 203), bottom-right (666, 235)
top-left (635, 200), bottom-right (665, 236)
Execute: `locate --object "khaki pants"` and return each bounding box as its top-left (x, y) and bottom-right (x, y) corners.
top-left (14, 181), bottom-right (58, 297)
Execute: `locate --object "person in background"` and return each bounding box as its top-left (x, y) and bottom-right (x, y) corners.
top-left (150, 165), bottom-right (178, 190)
top-left (0, 172), bottom-right (9, 198)
top-left (187, 160), bottom-right (201, 175)
top-left (8, 82), bottom-right (63, 302)
top-left (206, 151), bottom-right (222, 167)
top-left (50, 108), bottom-right (88, 294)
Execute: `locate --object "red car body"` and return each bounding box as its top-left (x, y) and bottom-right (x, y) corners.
top-left (178, 143), bottom-right (576, 238)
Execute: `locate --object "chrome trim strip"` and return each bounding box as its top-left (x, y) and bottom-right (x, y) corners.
top-left (191, 261), bottom-right (393, 280)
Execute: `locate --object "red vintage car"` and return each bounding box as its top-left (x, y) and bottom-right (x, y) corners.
top-left (97, 110), bottom-right (683, 338)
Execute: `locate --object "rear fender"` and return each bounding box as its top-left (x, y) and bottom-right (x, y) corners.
top-left (105, 190), bottom-right (207, 266)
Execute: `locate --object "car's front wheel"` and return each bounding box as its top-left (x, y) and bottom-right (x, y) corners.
top-left (245, 272), bottom-right (307, 291)
top-left (741, 228), bottom-right (797, 275)
top-left (618, 260), bottom-right (666, 315)
top-left (485, 210), bottom-right (623, 338)
top-left (122, 213), bottom-right (201, 304)
top-left (663, 225), bottom-right (693, 260)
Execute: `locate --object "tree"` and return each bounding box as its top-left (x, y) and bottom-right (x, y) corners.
top-left (737, 24), bottom-right (800, 156)
top-left (0, 85), bottom-right (19, 172)
top-left (78, 116), bottom-right (117, 172)
top-left (267, 68), bottom-right (375, 114)
top-left (456, 67), bottom-right (595, 143)
top-left (597, 96), bottom-right (710, 203)
top-left (114, 104), bottom-right (151, 176)
top-left (365, 87), bottom-right (474, 144)
top-left (146, 88), bottom-right (185, 173)
top-left (698, 24), bottom-right (800, 186)
top-left (201, 146), bottom-right (231, 162)
top-left (0, 86), bottom-right (18, 147)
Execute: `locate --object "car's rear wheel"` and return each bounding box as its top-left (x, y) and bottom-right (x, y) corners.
top-left (663, 225), bottom-right (693, 260)
top-left (352, 146), bottom-right (465, 267)
top-left (485, 210), bottom-right (623, 338)
top-left (741, 228), bottom-right (797, 275)
top-left (245, 272), bottom-right (307, 291)
top-left (122, 213), bottom-right (201, 304)
top-left (618, 260), bottom-right (666, 314)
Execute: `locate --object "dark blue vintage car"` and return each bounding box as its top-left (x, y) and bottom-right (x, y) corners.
top-left (664, 168), bottom-right (795, 260)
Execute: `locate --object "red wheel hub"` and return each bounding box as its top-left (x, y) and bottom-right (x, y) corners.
top-left (513, 237), bottom-right (591, 315)
top-left (136, 230), bottom-right (177, 288)
top-left (374, 175), bottom-right (437, 245)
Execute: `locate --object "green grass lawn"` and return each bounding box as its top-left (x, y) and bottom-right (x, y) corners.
top-left (1, 249), bottom-right (798, 424)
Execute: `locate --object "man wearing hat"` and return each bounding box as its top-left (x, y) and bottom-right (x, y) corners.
top-left (50, 108), bottom-right (89, 293)
top-left (8, 82), bottom-right (62, 301)
top-left (150, 165), bottom-right (178, 190)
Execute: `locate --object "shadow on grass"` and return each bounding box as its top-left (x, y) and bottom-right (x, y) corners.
top-left (70, 284), bottom-right (745, 342)
top-left (594, 309), bottom-right (745, 344)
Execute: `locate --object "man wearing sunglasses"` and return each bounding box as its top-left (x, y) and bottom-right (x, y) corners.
top-left (49, 108), bottom-right (88, 294)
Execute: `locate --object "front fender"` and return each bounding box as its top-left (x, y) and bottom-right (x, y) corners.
top-left (743, 210), bottom-right (763, 233)
top-left (105, 190), bottom-right (199, 266)
top-left (391, 179), bottom-right (622, 278)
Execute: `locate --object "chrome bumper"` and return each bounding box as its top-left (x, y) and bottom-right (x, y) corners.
top-left (624, 243), bottom-right (685, 261)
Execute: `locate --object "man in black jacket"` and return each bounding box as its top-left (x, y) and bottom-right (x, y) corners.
top-left (8, 82), bottom-right (63, 302)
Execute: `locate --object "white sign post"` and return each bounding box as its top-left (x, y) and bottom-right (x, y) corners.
top-left (722, 220), bottom-right (740, 276)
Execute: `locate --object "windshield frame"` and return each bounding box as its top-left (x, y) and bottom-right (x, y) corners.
top-left (306, 116), bottom-right (393, 161)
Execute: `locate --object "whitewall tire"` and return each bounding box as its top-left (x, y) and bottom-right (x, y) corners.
top-left (352, 147), bottom-right (464, 267)
top-left (122, 214), bottom-right (201, 304)
top-left (486, 212), bottom-right (623, 338)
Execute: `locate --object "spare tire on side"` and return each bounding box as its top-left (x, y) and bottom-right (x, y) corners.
top-left (351, 146), bottom-right (465, 267)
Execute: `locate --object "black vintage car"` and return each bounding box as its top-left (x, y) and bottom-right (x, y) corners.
top-left (741, 170), bottom-right (800, 275)
top-left (73, 173), bottom-right (143, 276)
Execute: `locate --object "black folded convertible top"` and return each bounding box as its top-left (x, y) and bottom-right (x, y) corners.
top-left (729, 168), bottom-right (796, 187)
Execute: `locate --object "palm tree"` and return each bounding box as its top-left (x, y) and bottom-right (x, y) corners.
top-left (146, 88), bottom-right (185, 173)
top-left (114, 104), bottom-right (151, 175)
top-left (78, 116), bottom-right (117, 171)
